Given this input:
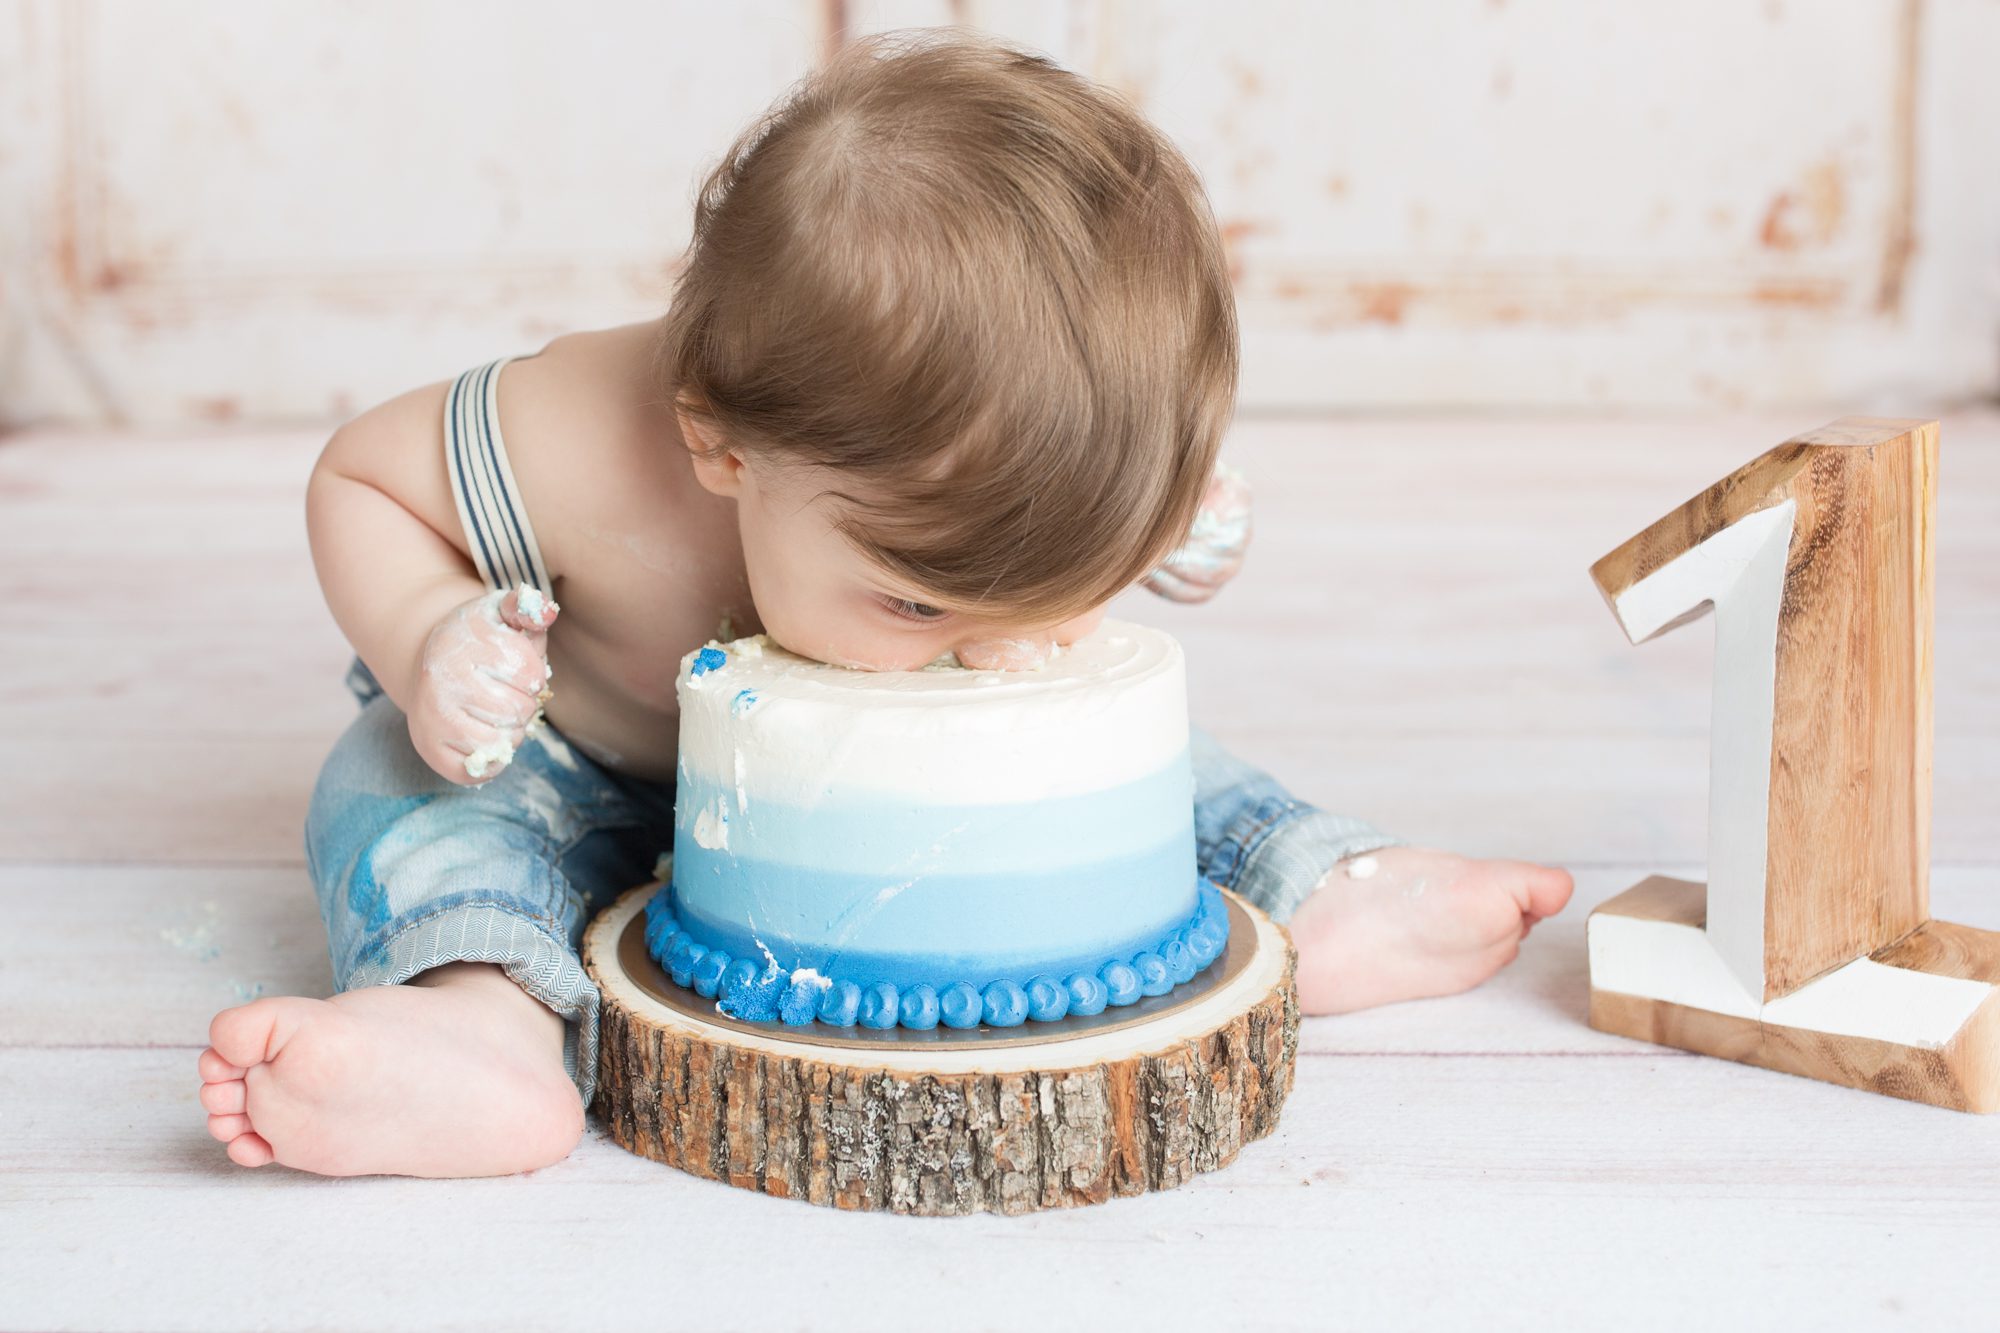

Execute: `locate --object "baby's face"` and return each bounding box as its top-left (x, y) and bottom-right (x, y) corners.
top-left (724, 452), bottom-right (1105, 672)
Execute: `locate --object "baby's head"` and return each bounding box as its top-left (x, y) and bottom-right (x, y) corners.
top-left (654, 28), bottom-right (1237, 671)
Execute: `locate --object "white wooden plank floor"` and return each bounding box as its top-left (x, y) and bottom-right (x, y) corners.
top-left (3, 409), bottom-right (1997, 1332)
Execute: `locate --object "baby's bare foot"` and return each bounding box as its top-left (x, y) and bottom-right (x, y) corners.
top-left (1290, 846), bottom-right (1573, 1014)
top-left (196, 961), bottom-right (585, 1178)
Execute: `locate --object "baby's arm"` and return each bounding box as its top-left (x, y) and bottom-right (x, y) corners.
top-left (306, 382), bottom-right (555, 783)
top-left (1143, 461), bottom-right (1251, 604)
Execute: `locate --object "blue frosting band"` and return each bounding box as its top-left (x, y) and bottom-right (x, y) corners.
top-left (642, 879), bottom-right (1231, 1031)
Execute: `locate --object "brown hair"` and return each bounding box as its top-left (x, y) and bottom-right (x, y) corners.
top-left (652, 26), bottom-right (1238, 624)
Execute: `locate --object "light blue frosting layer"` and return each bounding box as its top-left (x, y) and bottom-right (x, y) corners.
top-left (670, 751), bottom-right (1201, 981)
top-left (643, 878), bottom-right (1231, 1029)
top-left (673, 748), bottom-right (1195, 873)
top-left (670, 846), bottom-right (1197, 985)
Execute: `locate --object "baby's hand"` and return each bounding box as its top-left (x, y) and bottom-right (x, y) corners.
top-left (1142, 461), bottom-right (1251, 604)
top-left (408, 585), bottom-right (559, 785)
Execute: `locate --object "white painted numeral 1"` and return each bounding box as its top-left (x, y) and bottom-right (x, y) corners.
top-left (1602, 500), bottom-right (1797, 1001)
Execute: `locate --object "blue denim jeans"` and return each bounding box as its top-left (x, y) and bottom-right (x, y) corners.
top-left (305, 658), bottom-right (1403, 1107)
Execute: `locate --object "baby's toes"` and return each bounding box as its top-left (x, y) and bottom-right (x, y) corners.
top-left (199, 1078), bottom-right (245, 1114)
top-left (198, 1046), bottom-right (245, 1082)
top-left (207, 1112), bottom-right (254, 1143)
top-left (1478, 859), bottom-right (1572, 923)
top-left (1521, 863), bottom-right (1575, 920)
top-left (209, 998), bottom-right (287, 1070)
top-left (226, 1131), bottom-right (276, 1168)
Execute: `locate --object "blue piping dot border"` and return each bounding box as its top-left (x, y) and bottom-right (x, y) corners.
top-left (641, 880), bottom-right (1232, 1030)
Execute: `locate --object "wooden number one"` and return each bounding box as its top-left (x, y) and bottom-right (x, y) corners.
top-left (1587, 417), bottom-right (2000, 1113)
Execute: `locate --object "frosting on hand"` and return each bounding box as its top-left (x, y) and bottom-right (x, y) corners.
top-left (407, 584), bottom-right (559, 785)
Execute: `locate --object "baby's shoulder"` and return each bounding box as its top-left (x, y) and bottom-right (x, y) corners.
top-left (494, 321), bottom-right (690, 573)
top-left (497, 321), bottom-right (659, 463)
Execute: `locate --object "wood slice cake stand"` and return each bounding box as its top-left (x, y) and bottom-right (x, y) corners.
top-left (582, 882), bottom-right (1299, 1215)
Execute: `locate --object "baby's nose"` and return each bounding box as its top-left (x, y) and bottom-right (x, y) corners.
top-left (953, 635), bottom-right (1054, 671)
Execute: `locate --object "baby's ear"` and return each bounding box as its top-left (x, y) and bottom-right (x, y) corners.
top-left (676, 401), bottom-right (744, 497)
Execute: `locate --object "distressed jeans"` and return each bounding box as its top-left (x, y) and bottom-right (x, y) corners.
top-left (304, 658), bottom-right (1404, 1107)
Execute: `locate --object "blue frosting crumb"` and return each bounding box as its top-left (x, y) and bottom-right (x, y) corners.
top-left (718, 957), bottom-right (785, 1021)
top-left (689, 647), bottom-right (727, 678)
top-left (641, 879), bottom-right (1231, 1033)
top-left (731, 688), bottom-right (759, 715)
top-left (779, 975), bottom-right (825, 1025)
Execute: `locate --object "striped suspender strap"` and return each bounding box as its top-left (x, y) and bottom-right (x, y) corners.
top-left (443, 356), bottom-right (554, 598)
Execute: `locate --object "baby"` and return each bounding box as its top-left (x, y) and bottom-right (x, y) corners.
top-left (198, 29), bottom-right (1572, 1178)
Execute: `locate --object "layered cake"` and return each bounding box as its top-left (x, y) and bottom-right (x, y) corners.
top-left (641, 619), bottom-right (1230, 1030)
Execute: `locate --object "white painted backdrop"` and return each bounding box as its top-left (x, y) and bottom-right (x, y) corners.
top-left (1, 0), bottom-right (1996, 427)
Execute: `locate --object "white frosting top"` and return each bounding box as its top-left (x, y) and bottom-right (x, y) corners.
top-left (675, 619), bottom-right (1189, 806)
